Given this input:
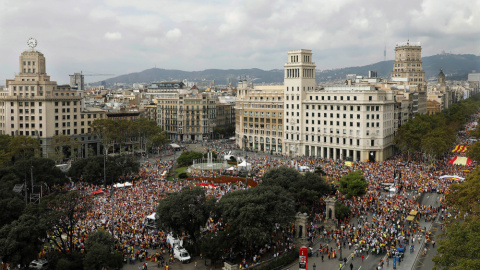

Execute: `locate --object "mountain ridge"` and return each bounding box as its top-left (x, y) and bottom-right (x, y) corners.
top-left (95, 53), bottom-right (480, 86)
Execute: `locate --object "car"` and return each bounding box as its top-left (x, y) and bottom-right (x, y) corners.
top-left (29, 259), bottom-right (48, 269)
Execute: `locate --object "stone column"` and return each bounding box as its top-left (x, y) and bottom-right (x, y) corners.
top-left (295, 212), bottom-right (308, 246)
top-left (324, 197), bottom-right (336, 230)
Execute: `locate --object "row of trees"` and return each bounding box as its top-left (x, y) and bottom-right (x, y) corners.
top-left (394, 96), bottom-right (480, 161)
top-left (0, 190), bottom-right (122, 270)
top-left (0, 135), bottom-right (41, 166)
top-left (433, 167), bottom-right (480, 268)
top-left (90, 118), bottom-right (169, 156)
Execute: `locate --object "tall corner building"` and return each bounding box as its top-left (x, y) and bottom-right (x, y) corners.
top-left (0, 41), bottom-right (106, 158)
top-left (235, 49), bottom-right (396, 161)
top-left (283, 49), bottom-right (316, 155)
top-left (390, 41), bottom-right (425, 84)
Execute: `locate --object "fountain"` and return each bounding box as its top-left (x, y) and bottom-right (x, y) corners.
top-left (189, 152), bottom-right (228, 171)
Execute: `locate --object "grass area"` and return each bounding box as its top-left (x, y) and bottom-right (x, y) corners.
top-left (175, 166), bottom-right (189, 175)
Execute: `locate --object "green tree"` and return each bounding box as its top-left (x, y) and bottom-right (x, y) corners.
top-left (133, 118), bottom-right (163, 153)
top-left (339, 170), bottom-right (368, 199)
top-left (421, 127), bottom-right (454, 162)
top-left (83, 230), bottom-right (123, 270)
top-left (0, 134), bottom-right (12, 167)
top-left (335, 202), bottom-right (351, 220)
top-left (156, 186), bottom-right (215, 243)
top-left (467, 142), bottom-right (480, 163)
top-left (216, 185), bottom-right (295, 255)
top-left (149, 131), bottom-right (170, 154)
top-left (261, 167), bottom-right (330, 207)
top-left (12, 157), bottom-right (69, 187)
top-left (49, 134), bottom-right (82, 163)
top-left (0, 213), bottom-right (44, 265)
top-left (90, 119), bottom-right (117, 154)
top-left (67, 155), bottom-right (139, 185)
top-left (200, 231), bottom-right (230, 265)
top-left (37, 190), bottom-right (94, 254)
top-left (8, 135), bottom-right (41, 162)
top-left (0, 169), bottom-right (25, 228)
top-left (433, 167), bottom-right (480, 269)
top-left (177, 151), bottom-right (204, 167)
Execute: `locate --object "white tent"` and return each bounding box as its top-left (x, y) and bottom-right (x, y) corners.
top-left (170, 143), bottom-right (181, 149)
top-left (237, 160), bottom-right (252, 169)
top-left (226, 167), bottom-right (235, 171)
top-left (113, 182), bottom-right (133, 188)
top-left (146, 213), bottom-right (156, 220)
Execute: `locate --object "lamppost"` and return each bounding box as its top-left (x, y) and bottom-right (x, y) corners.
top-left (313, 263), bottom-right (316, 270)
top-left (338, 244), bottom-right (343, 261)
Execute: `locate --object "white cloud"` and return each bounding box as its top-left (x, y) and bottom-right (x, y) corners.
top-left (166, 28), bottom-right (182, 41)
top-left (0, 0), bottom-right (479, 84)
top-left (104, 32), bottom-right (122, 40)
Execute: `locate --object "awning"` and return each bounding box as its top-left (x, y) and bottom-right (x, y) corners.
top-left (170, 143), bottom-right (181, 148)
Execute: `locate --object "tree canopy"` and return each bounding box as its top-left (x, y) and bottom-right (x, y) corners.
top-left (433, 167), bottom-right (480, 269)
top-left (68, 154), bottom-right (139, 185)
top-left (37, 190), bottom-right (94, 254)
top-left (0, 213), bottom-right (44, 265)
top-left (216, 185), bottom-right (295, 255)
top-left (90, 118), bottom-right (168, 155)
top-left (394, 95), bottom-right (480, 160)
top-left (156, 186), bottom-right (215, 242)
top-left (176, 151), bottom-right (205, 167)
top-left (339, 170), bottom-right (368, 199)
top-left (467, 141), bottom-right (480, 163)
top-left (261, 166), bottom-right (331, 207)
top-left (83, 230), bottom-right (123, 270)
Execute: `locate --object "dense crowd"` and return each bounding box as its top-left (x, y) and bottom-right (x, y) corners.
top-left (33, 112), bottom-right (480, 269)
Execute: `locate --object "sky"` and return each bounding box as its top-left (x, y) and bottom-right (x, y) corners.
top-left (1, 0), bottom-right (479, 84)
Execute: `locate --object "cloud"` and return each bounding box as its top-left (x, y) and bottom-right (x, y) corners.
top-left (0, 0), bottom-right (479, 84)
top-left (166, 28), bottom-right (182, 41)
top-left (104, 32), bottom-right (122, 40)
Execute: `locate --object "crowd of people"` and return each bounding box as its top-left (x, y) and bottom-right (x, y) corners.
top-left (34, 111), bottom-right (479, 269)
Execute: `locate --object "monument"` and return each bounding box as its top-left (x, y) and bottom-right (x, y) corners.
top-left (295, 212), bottom-right (309, 246)
top-left (324, 197), bottom-right (337, 230)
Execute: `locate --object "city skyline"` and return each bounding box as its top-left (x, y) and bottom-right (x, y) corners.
top-left (1, 0), bottom-right (479, 84)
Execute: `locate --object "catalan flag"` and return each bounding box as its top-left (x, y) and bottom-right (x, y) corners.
top-left (452, 145), bottom-right (468, 153)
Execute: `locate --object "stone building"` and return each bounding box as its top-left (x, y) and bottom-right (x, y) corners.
top-left (0, 40), bottom-right (106, 158)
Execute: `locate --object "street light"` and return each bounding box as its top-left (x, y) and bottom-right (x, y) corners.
top-left (313, 263), bottom-right (316, 270)
top-left (338, 245), bottom-right (343, 261)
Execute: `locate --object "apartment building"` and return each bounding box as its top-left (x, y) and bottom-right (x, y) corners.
top-left (155, 89), bottom-right (231, 141)
top-left (0, 40), bottom-right (106, 157)
top-left (235, 81), bottom-right (284, 153)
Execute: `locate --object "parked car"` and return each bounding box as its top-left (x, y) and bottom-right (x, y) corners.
top-left (29, 259), bottom-right (48, 269)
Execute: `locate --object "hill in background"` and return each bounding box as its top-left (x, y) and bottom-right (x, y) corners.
top-left (95, 53), bottom-right (480, 86)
